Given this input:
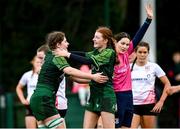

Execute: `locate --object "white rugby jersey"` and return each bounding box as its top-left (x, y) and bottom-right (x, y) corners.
top-left (55, 77), bottom-right (68, 110)
top-left (130, 62), bottom-right (165, 105)
top-left (19, 70), bottom-right (38, 102)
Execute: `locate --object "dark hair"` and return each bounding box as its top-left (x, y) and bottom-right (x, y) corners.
top-left (46, 31), bottom-right (65, 50)
top-left (131, 41), bottom-right (150, 71)
top-left (114, 32), bottom-right (131, 42)
top-left (134, 41), bottom-right (150, 52)
top-left (131, 57), bottom-right (137, 71)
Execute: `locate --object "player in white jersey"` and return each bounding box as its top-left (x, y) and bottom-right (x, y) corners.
top-left (16, 55), bottom-right (42, 128)
top-left (130, 42), bottom-right (171, 128)
top-left (55, 76), bottom-right (68, 117)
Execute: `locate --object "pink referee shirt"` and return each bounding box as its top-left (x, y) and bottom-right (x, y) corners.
top-left (113, 41), bottom-right (134, 92)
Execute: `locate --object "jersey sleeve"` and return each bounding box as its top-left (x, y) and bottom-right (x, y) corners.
top-left (70, 53), bottom-right (93, 64)
top-left (53, 56), bottom-right (70, 70)
top-left (154, 63), bottom-right (166, 78)
top-left (131, 18), bottom-right (152, 48)
top-left (19, 72), bottom-right (29, 87)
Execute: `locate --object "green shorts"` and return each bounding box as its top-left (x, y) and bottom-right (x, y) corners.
top-left (30, 86), bottom-right (58, 121)
top-left (85, 96), bottom-right (116, 114)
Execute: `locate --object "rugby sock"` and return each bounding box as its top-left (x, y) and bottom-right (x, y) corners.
top-left (38, 124), bottom-right (47, 129)
top-left (46, 117), bottom-right (64, 129)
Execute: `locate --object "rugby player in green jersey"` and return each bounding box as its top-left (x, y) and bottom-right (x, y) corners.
top-left (53, 27), bottom-right (117, 128)
top-left (30, 31), bottom-right (108, 129)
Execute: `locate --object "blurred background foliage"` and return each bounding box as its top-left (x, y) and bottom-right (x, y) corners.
top-left (0, 0), bottom-right (134, 91)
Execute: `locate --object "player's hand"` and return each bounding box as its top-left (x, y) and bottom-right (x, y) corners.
top-left (145, 3), bottom-right (153, 19)
top-left (22, 99), bottom-right (29, 105)
top-left (151, 101), bottom-right (163, 113)
top-left (92, 73), bottom-right (109, 83)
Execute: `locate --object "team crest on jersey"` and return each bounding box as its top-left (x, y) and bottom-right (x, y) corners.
top-left (96, 104), bottom-right (100, 108)
top-left (86, 102), bottom-right (90, 105)
top-left (145, 65), bottom-right (150, 71)
top-left (112, 104), bottom-right (116, 112)
top-left (147, 74), bottom-right (151, 78)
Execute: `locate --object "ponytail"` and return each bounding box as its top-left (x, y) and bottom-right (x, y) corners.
top-left (131, 57), bottom-right (137, 71)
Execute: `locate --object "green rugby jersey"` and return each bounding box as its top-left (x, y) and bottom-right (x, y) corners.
top-left (86, 48), bottom-right (116, 98)
top-left (37, 51), bottom-right (70, 92)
